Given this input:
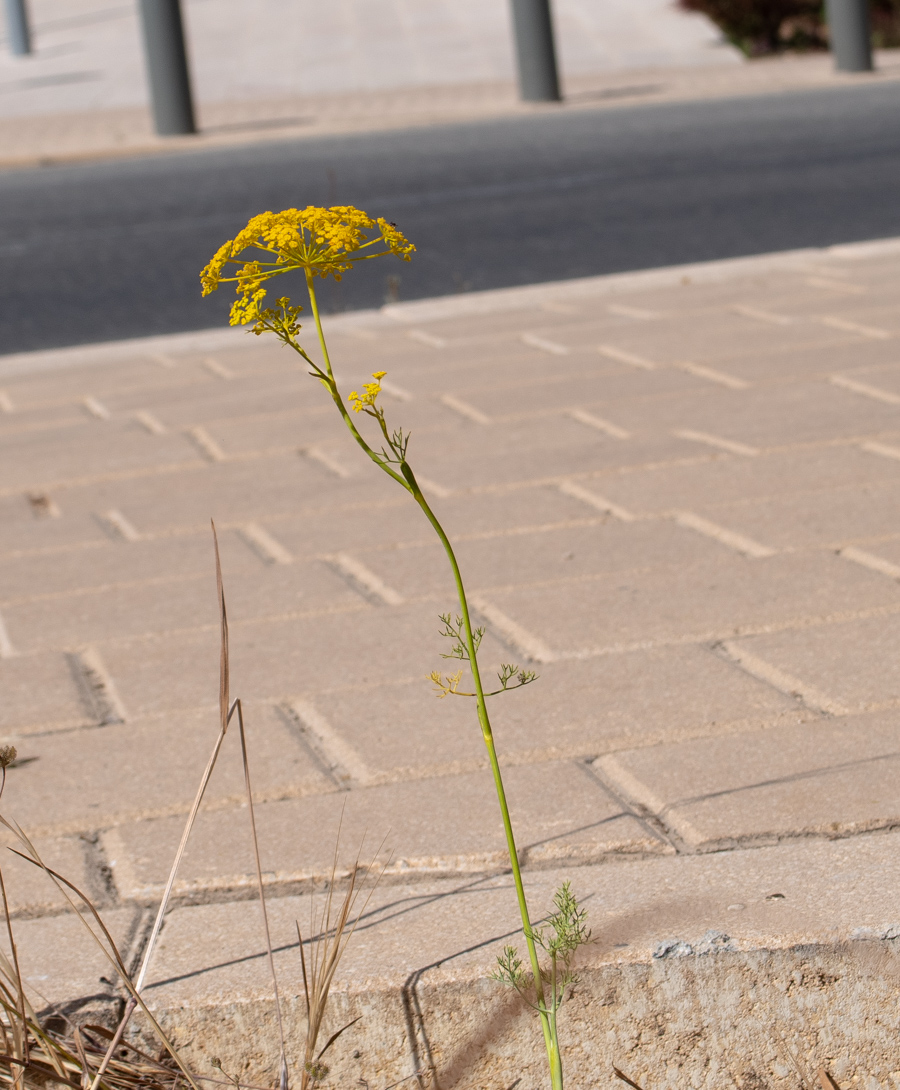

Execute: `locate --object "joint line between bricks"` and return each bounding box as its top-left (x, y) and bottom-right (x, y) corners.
top-left (580, 757), bottom-right (689, 855)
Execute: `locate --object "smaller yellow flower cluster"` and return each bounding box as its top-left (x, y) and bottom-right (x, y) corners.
top-left (348, 371), bottom-right (387, 413)
top-left (231, 291), bottom-right (303, 338)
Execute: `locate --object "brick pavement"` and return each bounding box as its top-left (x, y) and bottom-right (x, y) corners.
top-left (3, 242), bottom-right (900, 1085)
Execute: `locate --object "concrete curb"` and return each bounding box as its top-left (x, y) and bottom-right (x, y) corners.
top-left (4, 235), bottom-right (900, 379)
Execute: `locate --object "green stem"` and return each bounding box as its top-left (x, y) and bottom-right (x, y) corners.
top-left (304, 273), bottom-right (409, 491)
top-left (303, 274), bottom-right (562, 1090)
top-left (403, 463), bottom-right (559, 1086)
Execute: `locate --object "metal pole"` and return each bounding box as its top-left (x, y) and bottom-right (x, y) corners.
top-left (508, 0), bottom-right (561, 103)
top-left (4, 0), bottom-right (31, 56)
top-left (137, 0), bottom-right (196, 135)
top-left (825, 0), bottom-right (873, 72)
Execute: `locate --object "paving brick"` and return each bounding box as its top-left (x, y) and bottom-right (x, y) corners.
top-left (443, 359), bottom-right (708, 417)
top-left (272, 484), bottom-right (600, 558)
top-left (0, 421), bottom-right (200, 494)
top-left (64, 451), bottom-right (398, 534)
top-left (476, 551), bottom-right (900, 656)
top-left (94, 601), bottom-right (506, 718)
top-left (2, 906), bottom-right (141, 1013)
top-left (357, 518), bottom-right (730, 600)
top-left (4, 570), bottom-right (218, 653)
top-left (0, 834), bottom-right (95, 916)
top-left (291, 645), bottom-right (802, 779)
top-left (700, 332), bottom-right (878, 384)
top-left (409, 417), bottom-right (698, 489)
top-left (576, 310), bottom-right (853, 366)
top-left (605, 378), bottom-right (900, 448)
top-left (0, 651), bottom-right (93, 735)
top-left (3, 358), bottom-right (169, 404)
top-left (0, 527), bottom-right (251, 602)
top-left (830, 359), bottom-right (900, 397)
top-left (181, 405), bottom-right (345, 458)
top-left (105, 759), bottom-right (663, 899)
top-left (590, 445), bottom-right (900, 517)
top-left (599, 712), bottom-right (900, 850)
top-left (682, 476), bottom-right (900, 550)
top-left (0, 494), bottom-right (111, 558)
top-left (5, 703), bottom-right (327, 837)
top-left (725, 612), bottom-right (900, 714)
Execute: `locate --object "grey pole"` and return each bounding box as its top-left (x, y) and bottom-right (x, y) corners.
top-left (825, 0), bottom-right (873, 72)
top-left (137, 0), bottom-right (196, 135)
top-left (508, 0), bottom-right (561, 102)
top-left (4, 0), bottom-right (31, 56)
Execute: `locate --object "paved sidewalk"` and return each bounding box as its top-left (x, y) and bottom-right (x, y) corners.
top-left (4, 1), bottom-right (900, 170)
top-left (0, 0), bottom-right (734, 120)
top-left (3, 241), bottom-right (900, 1085)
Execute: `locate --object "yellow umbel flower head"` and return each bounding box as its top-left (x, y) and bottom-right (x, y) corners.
top-left (200, 206), bottom-right (415, 329)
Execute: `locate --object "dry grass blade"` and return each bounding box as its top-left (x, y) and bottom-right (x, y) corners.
top-left (818, 1069), bottom-right (842, 1090)
top-left (84, 523), bottom-right (237, 1088)
top-left (613, 1066), bottom-right (648, 1090)
top-left (298, 824), bottom-right (386, 1090)
top-left (234, 696), bottom-right (289, 1088)
top-left (72, 1027), bottom-right (91, 1090)
top-left (0, 821), bottom-right (202, 1090)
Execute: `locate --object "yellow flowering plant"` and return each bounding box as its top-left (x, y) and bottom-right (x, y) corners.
top-left (201, 206), bottom-right (588, 1090)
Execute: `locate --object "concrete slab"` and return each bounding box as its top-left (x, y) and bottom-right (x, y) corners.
top-left (599, 713), bottom-right (900, 850)
top-left (136, 836), bottom-right (900, 1089)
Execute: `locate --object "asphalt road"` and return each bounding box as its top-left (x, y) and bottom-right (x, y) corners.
top-left (2, 80), bottom-right (900, 354)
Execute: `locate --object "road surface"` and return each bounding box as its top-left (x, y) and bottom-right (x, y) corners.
top-left (2, 80), bottom-right (900, 353)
